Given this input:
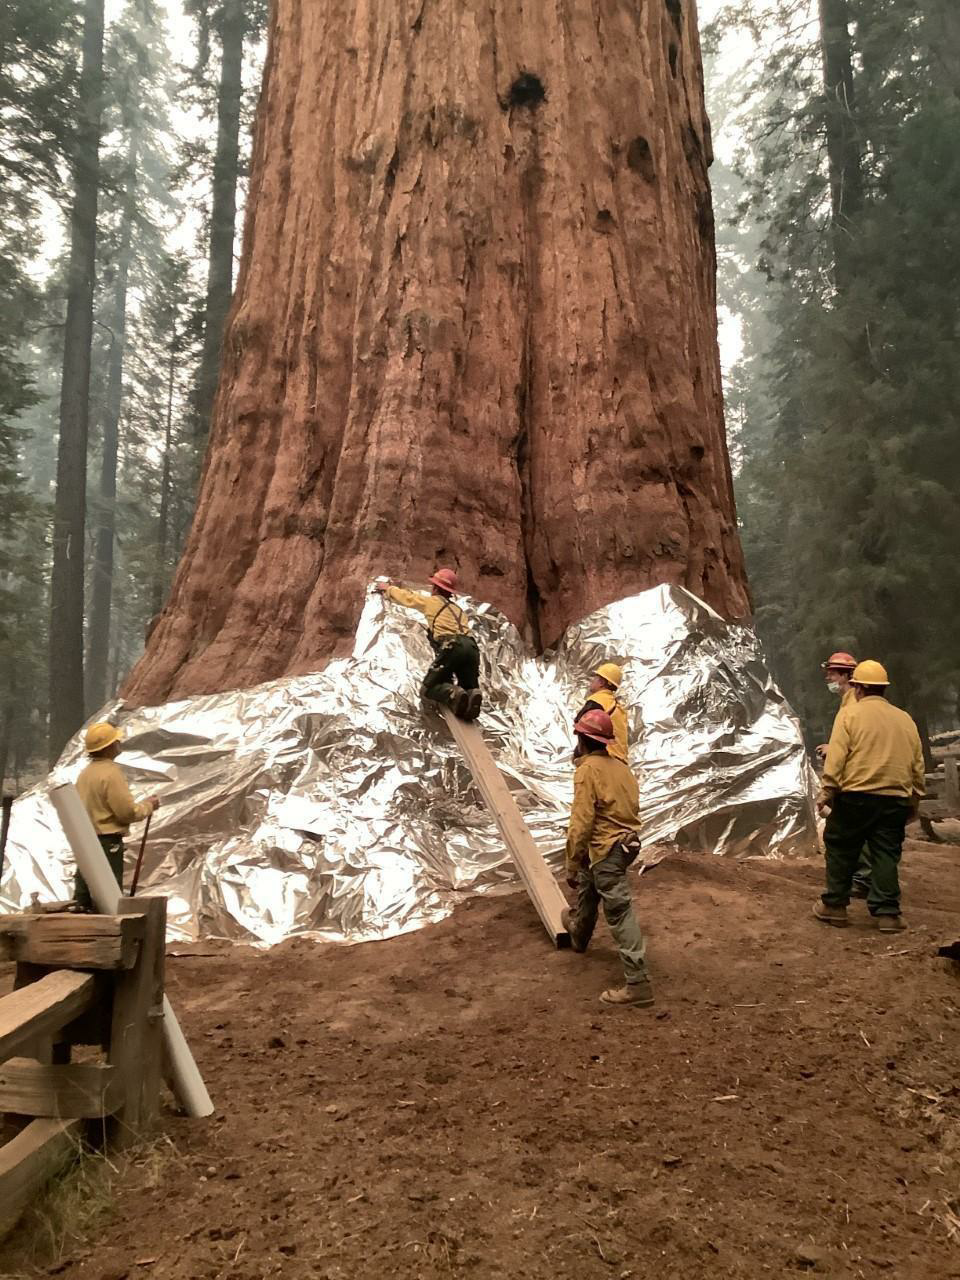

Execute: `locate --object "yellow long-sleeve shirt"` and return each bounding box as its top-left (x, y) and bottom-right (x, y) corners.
top-left (565, 751), bottom-right (642, 873)
top-left (822, 695), bottom-right (925, 800)
top-left (385, 587), bottom-right (470, 643)
top-left (75, 758), bottom-right (151, 835)
top-left (579, 689), bottom-right (629, 763)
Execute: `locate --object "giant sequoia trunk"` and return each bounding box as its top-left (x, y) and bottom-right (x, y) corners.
top-left (124, 0), bottom-right (749, 706)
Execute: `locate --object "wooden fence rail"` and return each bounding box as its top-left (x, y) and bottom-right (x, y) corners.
top-left (0, 896), bottom-right (166, 1239)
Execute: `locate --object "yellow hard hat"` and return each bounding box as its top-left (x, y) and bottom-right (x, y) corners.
top-left (593, 662), bottom-right (623, 689)
top-left (84, 722), bottom-right (123, 754)
top-left (851, 660), bottom-right (889, 687)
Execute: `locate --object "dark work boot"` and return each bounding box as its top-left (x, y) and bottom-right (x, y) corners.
top-left (463, 689), bottom-right (483, 721)
top-left (561, 907), bottom-right (586, 953)
top-left (449, 688), bottom-right (470, 719)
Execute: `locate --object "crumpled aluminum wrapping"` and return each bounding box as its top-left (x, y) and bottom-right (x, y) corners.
top-left (1, 584), bottom-right (817, 944)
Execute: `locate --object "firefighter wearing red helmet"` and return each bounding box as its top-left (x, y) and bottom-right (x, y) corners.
top-left (817, 649), bottom-right (871, 899)
top-left (561, 709), bottom-right (653, 1008)
top-left (376, 568), bottom-right (482, 721)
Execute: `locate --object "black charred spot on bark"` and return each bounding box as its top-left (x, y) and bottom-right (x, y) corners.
top-left (665, 0), bottom-right (683, 32)
top-left (626, 135), bottom-right (656, 182)
top-left (595, 207), bottom-right (615, 232)
top-left (385, 148), bottom-right (398, 194)
top-left (696, 191), bottom-right (714, 240)
top-left (505, 72), bottom-right (546, 110)
top-left (690, 444), bottom-right (705, 462)
top-left (480, 563), bottom-right (505, 577)
top-left (668, 43), bottom-right (679, 77)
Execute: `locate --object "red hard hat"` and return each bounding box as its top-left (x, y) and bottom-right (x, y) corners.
top-left (821, 651), bottom-right (857, 671)
top-left (429, 568), bottom-right (458, 593)
top-left (573, 709), bottom-right (615, 745)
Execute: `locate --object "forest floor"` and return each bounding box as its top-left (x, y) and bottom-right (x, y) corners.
top-left (3, 839), bottom-right (960, 1280)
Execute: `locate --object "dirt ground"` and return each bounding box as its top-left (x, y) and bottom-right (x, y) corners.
top-left (4, 839), bottom-right (960, 1280)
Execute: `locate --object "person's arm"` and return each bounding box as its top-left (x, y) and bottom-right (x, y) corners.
top-left (384, 586), bottom-right (431, 617)
top-left (819, 712), bottom-right (851, 812)
top-left (104, 769), bottom-right (153, 826)
top-left (565, 767), bottom-right (596, 883)
top-left (909, 733), bottom-right (925, 816)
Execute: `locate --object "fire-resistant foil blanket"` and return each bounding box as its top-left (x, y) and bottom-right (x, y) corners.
top-left (1, 585), bottom-right (817, 943)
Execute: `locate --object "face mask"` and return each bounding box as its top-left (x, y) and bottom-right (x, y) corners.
top-left (827, 682), bottom-right (842, 694)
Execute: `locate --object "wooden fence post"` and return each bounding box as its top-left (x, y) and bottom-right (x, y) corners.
top-left (109, 898), bottom-right (166, 1147)
top-left (945, 758), bottom-right (959, 814)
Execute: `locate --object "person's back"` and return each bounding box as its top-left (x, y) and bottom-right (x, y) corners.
top-left (584, 687), bottom-right (628, 763)
top-left (76, 757), bottom-right (145, 834)
top-left (576, 751), bottom-right (639, 840)
top-left (824, 696), bottom-right (924, 798)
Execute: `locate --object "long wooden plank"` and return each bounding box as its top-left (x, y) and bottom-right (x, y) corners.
top-left (0, 1118), bottom-right (82, 1239)
top-left (0, 1059), bottom-right (120, 1119)
top-left (442, 710), bottom-right (570, 948)
top-left (0, 972), bottom-right (94, 1064)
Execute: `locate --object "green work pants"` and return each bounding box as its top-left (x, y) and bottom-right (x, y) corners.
top-left (852, 846), bottom-right (872, 894)
top-left (75, 834), bottom-right (124, 910)
top-left (822, 792), bottom-right (910, 917)
top-left (570, 838), bottom-right (648, 985)
top-left (421, 635), bottom-right (480, 709)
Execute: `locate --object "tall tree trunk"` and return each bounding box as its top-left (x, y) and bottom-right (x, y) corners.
top-left (86, 145), bottom-right (136, 714)
top-left (817, 0), bottom-right (864, 288)
top-left (0, 702), bottom-right (11, 796)
top-left (920, 0), bottom-right (960, 96)
top-left (194, 0), bottom-right (244, 449)
top-left (124, 0), bottom-right (750, 706)
top-left (153, 339), bottom-right (177, 615)
top-left (48, 0), bottom-right (105, 761)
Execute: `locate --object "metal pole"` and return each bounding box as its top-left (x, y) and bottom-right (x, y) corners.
top-left (0, 795), bottom-right (12, 887)
top-left (130, 811), bottom-right (152, 896)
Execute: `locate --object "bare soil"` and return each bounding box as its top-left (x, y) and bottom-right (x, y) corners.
top-left (4, 840), bottom-right (960, 1279)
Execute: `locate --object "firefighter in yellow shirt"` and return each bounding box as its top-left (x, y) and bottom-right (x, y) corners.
top-left (561, 709), bottom-right (652, 1007)
top-left (816, 650), bottom-right (871, 898)
top-left (377, 568), bottom-right (482, 721)
top-left (813, 661), bottom-right (924, 933)
top-left (74, 723), bottom-right (160, 909)
top-left (573, 663), bottom-right (628, 763)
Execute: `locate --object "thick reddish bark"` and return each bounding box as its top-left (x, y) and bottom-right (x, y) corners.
top-left (124, 0), bottom-right (749, 705)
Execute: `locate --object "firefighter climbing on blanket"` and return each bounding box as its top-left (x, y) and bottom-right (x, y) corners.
top-left (377, 568), bottom-right (483, 721)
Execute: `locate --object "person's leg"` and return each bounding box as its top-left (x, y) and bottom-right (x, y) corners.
top-left (564, 863), bottom-right (600, 951)
top-left (450, 637), bottom-right (482, 720)
top-left (73, 872), bottom-right (93, 911)
top-left (420, 645), bottom-right (462, 711)
top-left (77, 835), bottom-right (125, 908)
top-left (866, 798), bottom-right (909, 919)
top-left (822, 794), bottom-right (872, 908)
top-left (593, 842), bottom-right (649, 986)
top-left (851, 845), bottom-right (872, 897)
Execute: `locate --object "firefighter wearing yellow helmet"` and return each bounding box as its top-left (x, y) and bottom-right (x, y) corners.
top-left (574, 662), bottom-right (628, 763)
top-left (813, 661), bottom-right (924, 933)
top-left (74, 723), bottom-right (160, 909)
